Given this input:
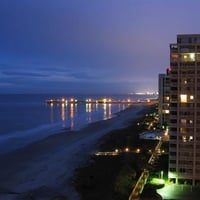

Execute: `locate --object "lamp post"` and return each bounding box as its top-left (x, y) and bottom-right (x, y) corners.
top-left (161, 170), bottom-right (164, 179)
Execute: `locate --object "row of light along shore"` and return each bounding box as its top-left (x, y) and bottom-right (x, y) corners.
top-left (46, 97), bottom-right (155, 105)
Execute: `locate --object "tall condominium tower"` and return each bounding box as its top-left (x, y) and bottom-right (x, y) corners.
top-left (168, 34), bottom-right (200, 185)
top-left (158, 71), bottom-right (170, 129)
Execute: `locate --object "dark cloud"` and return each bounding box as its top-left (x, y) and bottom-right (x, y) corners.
top-left (2, 71), bottom-right (49, 78)
top-left (37, 67), bottom-right (71, 73)
top-left (69, 72), bottom-right (98, 80)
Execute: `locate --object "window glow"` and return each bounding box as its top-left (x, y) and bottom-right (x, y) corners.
top-left (190, 95), bottom-right (194, 100)
top-left (180, 94), bottom-right (187, 103)
top-left (164, 109), bottom-right (170, 114)
top-left (165, 96), bottom-right (170, 101)
top-left (181, 119), bottom-right (186, 124)
top-left (189, 136), bottom-right (193, 141)
top-left (190, 53), bottom-right (195, 61)
top-left (182, 136), bottom-right (186, 142)
top-left (180, 127), bottom-right (186, 133)
top-left (181, 53), bottom-right (195, 62)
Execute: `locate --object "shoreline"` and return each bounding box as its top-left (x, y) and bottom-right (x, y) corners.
top-left (0, 103), bottom-right (155, 200)
top-left (0, 102), bottom-right (131, 156)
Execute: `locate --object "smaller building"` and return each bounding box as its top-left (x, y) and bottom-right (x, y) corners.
top-left (140, 131), bottom-right (162, 140)
top-left (158, 70), bottom-right (170, 129)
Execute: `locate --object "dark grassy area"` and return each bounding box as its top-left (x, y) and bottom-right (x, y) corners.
top-left (72, 105), bottom-right (159, 200)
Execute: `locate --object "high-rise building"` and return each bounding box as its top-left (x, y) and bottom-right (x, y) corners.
top-left (158, 71), bottom-right (170, 129)
top-left (168, 34), bottom-right (200, 185)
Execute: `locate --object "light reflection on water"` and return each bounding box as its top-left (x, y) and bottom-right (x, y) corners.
top-left (0, 93), bottom-right (157, 136)
top-left (49, 102), bottom-right (130, 130)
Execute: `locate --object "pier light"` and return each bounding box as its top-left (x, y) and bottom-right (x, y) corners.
top-left (103, 98), bottom-right (107, 103)
top-left (70, 98), bottom-right (74, 102)
top-left (115, 149), bottom-right (119, 153)
top-left (136, 148), bottom-right (141, 153)
top-left (62, 98), bottom-right (65, 102)
top-left (127, 99), bottom-right (131, 102)
top-left (108, 98), bottom-right (112, 102)
top-left (125, 147), bottom-right (129, 152)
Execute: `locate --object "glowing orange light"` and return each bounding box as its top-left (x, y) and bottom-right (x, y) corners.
top-left (125, 148), bottom-right (129, 152)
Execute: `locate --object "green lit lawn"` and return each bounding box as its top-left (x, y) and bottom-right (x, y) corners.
top-left (157, 184), bottom-right (200, 200)
top-left (150, 178), bottom-right (165, 185)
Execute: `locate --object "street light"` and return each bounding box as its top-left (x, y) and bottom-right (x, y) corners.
top-left (161, 170), bottom-right (164, 179)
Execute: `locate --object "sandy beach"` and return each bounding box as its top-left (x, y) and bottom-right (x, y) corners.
top-left (0, 103), bottom-right (153, 200)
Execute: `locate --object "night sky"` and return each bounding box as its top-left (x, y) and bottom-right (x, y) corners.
top-left (1, 0), bottom-right (200, 94)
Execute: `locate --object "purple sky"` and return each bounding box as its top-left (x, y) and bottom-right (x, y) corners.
top-left (1, 0), bottom-right (200, 94)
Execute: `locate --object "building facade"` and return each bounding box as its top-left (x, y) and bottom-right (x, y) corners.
top-left (168, 34), bottom-right (200, 185)
top-left (158, 72), bottom-right (170, 129)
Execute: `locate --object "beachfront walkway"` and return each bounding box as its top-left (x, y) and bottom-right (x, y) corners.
top-left (128, 138), bottom-right (163, 200)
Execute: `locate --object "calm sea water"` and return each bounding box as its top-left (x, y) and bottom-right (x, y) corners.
top-left (0, 93), bottom-right (156, 154)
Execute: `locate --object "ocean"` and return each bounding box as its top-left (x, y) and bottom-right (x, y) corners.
top-left (0, 93), bottom-right (156, 155)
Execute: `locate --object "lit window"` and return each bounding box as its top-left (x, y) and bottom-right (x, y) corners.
top-left (181, 119), bottom-right (187, 124)
top-left (180, 94), bottom-right (187, 103)
top-left (184, 80), bottom-right (187, 84)
top-left (171, 53), bottom-right (178, 61)
top-left (189, 136), bottom-right (193, 141)
top-left (190, 53), bottom-right (195, 61)
top-left (190, 95), bottom-right (194, 100)
top-left (180, 127), bottom-right (186, 133)
top-left (181, 53), bottom-right (195, 62)
top-left (182, 136), bottom-right (186, 142)
top-left (164, 109), bottom-right (170, 114)
top-left (189, 120), bottom-right (193, 124)
top-left (166, 96), bottom-right (170, 101)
